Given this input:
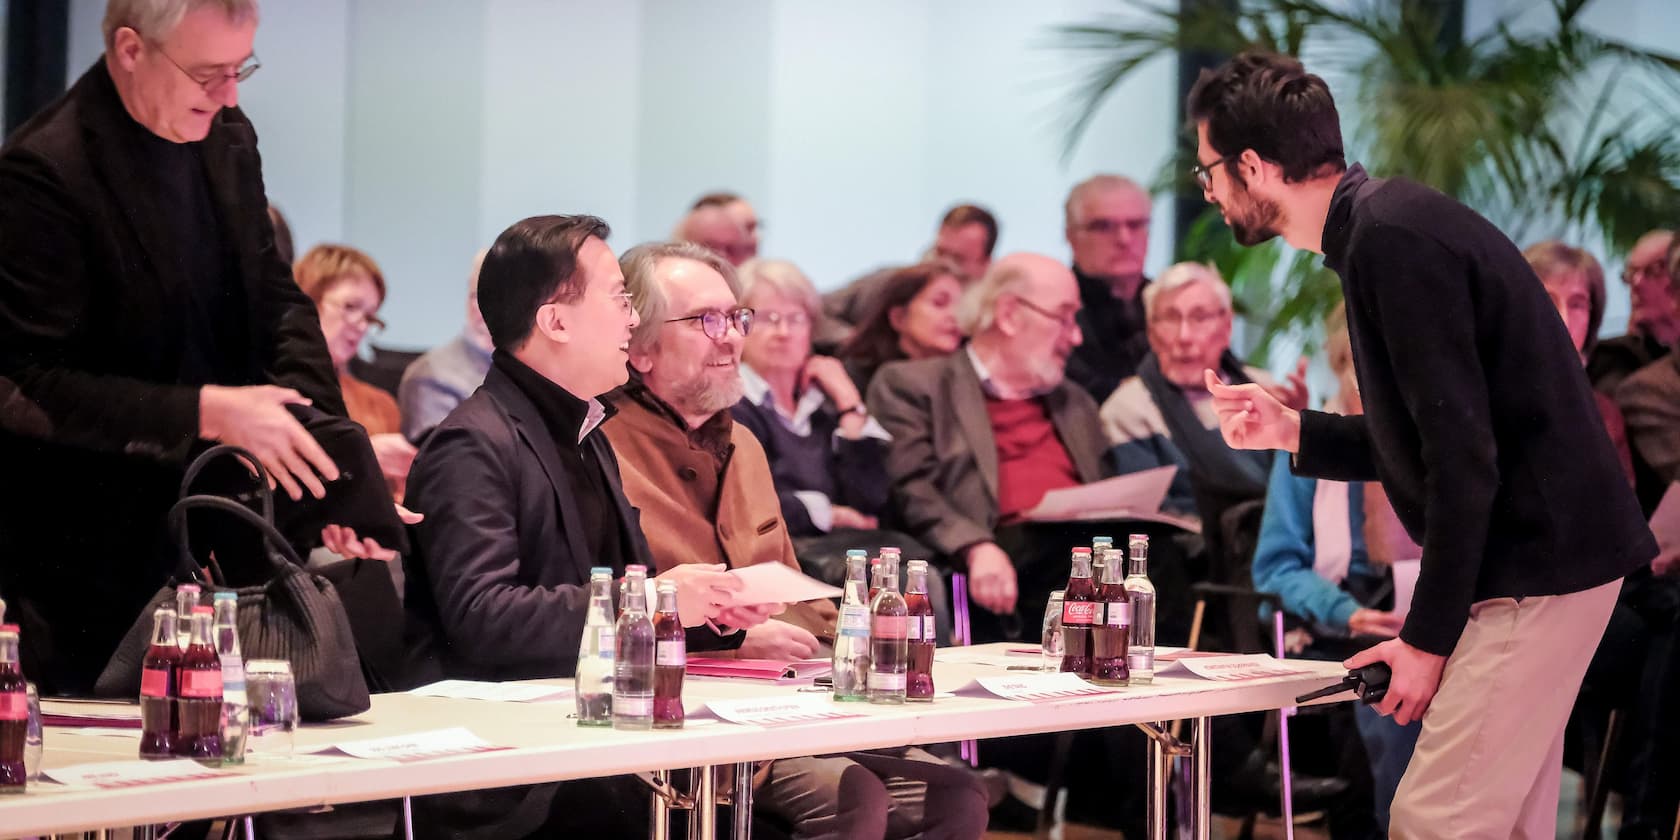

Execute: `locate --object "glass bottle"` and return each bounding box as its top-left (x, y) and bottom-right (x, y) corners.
top-left (175, 583), bottom-right (201, 649)
top-left (1125, 535), bottom-right (1156, 684)
top-left (904, 560), bottom-right (936, 701)
top-left (1041, 590), bottom-right (1066, 672)
top-left (832, 550), bottom-right (872, 702)
top-left (140, 605), bottom-right (180, 759)
top-left (1090, 549), bottom-right (1131, 686)
top-left (212, 592), bottom-right (248, 764)
top-left (612, 565), bottom-right (655, 730)
top-left (0, 625), bottom-right (27, 793)
top-left (175, 607), bottom-right (223, 761)
top-left (868, 562), bottom-right (909, 704)
top-left (1059, 548), bottom-right (1098, 677)
top-left (652, 581), bottom-right (685, 729)
top-left (1091, 536), bottom-right (1114, 582)
top-left (575, 567), bottom-right (616, 726)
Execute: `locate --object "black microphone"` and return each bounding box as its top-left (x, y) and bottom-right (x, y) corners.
top-left (1295, 663), bottom-right (1391, 705)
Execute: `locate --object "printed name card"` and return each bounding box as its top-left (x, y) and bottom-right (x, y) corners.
top-left (971, 672), bottom-right (1121, 701)
top-left (706, 695), bottom-right (866, 727)
top-left (45, 759), bottom-right (225, 789)
top-left (408, 680), bottom-right (574, 703)
top-left (1174, 654), bottom-right (1312, 682)
top-left (308, 727), bottom-right (508, 762)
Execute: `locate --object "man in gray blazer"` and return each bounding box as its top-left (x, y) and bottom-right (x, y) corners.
top-left (868, 252), bottom-right (1114, 643)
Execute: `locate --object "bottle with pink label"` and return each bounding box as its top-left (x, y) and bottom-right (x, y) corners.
top-left (140, 605), bottom-right (180, 759)
top-left (0, 624), bottom-right (28, 793)
top-left (1059, 548), bottom-right (1098, 678)
top-left (903, 560), bottom-right (936, 702)
top-left (651, 580), bottom-right (685, 730)
top-left (868, 560), bottom-right (908, 705)
top-left (175, 606), bottom-right (223, 761)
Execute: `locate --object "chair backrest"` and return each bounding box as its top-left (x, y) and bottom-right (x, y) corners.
top-left (349, 345), bottom-right (426, 398)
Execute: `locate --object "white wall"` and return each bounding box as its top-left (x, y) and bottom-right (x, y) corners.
top-left (65, 0), bottom-right (1177, 350)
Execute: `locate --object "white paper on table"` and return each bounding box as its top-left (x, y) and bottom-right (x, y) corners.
top-left (1170, 654), bottom-right (1312, 682)
top-left (305, 727), bottom-right (508, 762)
top-left (1022, 466), bottom-right (1200, 533)
top-left (730, 563), bottom-right (842, 605)
top-left (706, 695), bottom-right (865, 727)
top-left (1649, 482), bottom-right (1680, 549)
top-left (408, 679), bottom-right (573, 703)
top-left (965, 672), bottom-right (1122, 701)
top-left (1389, 558), bottom-right (1422, 623)
top-left (45, 758), bottom-right (224, 788)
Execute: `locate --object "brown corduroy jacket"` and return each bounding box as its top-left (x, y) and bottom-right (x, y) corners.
top-left (604, 382), bottom-right (839, 639)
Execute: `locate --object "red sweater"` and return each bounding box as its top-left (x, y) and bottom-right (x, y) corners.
top-left (987, 395), bottom-right (1081, 521)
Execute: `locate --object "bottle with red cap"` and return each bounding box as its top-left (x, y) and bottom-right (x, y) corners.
top-left (0, 624), bottom-right (27, 793)
top-left (140, 605), bottom-right (180, 759)
top-left (1059, 548), bottom-right (1098, 678)
top-left (175, 606), bottom-right (223, 760)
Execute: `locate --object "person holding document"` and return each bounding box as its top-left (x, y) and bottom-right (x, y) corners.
top-left (1191, 51), bottom-right (1654, 838)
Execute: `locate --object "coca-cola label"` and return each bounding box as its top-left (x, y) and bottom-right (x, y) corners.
top-left (870, 670), bottom-right (906, 690)
top-left (1104, 602), bottom-right (1130, 627)
top-left (1062, 600), bottom-right (1098, 626)
top-left (907, 615), bottom-right (937, 642)
top-left (872, 615), bottom-right (908, 639)
top-left (141, 667), bottom-right (170, 698)
top-left (0, 691), bottom-right (26, 721)
top-left (179, 669), bottom-right (223, 699)
top-left (838, 605), bottom-right (870, 637)
top-left (656, 640), bottom-right (686, 667)
top-left (615, 695), bottom-right (652, 716)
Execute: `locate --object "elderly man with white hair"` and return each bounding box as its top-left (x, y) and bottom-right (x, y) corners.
top-left (1100, 261), bottom-right (1306, 525)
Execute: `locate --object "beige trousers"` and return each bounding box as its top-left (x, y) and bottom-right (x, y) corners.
top-left (1389, 578), bottom-right (1621, 839)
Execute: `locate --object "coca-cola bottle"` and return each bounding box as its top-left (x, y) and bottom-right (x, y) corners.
top-left (0, 624), bottom-right (27, 793)
top-left (1059, 548), bottom-right (1097, 677)
top-left (652, 580), bottom-right (685, 730)
top-left (1090, 548), bottom-right (1131, 686)
top-left (140, 605), bottom-right (180, 759)
top-left (904, 560), bottom-right (936, 702)
top-left (176, 607), bottom-right (223, 761)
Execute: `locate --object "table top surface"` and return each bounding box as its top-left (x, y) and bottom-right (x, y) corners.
top-left (0, 644), bottom-right (1348, 835)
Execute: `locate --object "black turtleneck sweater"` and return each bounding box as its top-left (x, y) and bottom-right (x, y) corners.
top-left (1297, 163), bottom-right (1655, 656)
top-left (1066, 267), bottom-right (1151, 404)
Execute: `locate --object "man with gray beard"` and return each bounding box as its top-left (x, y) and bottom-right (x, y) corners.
top-left (603, 241), bottom-right (989, 840)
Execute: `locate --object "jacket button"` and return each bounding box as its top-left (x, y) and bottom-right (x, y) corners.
top-left (679, 466), bottom-right (699, 481)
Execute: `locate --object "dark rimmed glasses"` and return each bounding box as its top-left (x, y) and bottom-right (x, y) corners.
top-left (1191, 152), bottom-right (1240, 190)
top-left (667, 307), bottom-right (754, 340)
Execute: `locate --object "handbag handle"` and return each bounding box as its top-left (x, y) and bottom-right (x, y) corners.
top-left (178, 444), bottom-right (275, 524)
top-left (169, 494), bottom-right (308, 586)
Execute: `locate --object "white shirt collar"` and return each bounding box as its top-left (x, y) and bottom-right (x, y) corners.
top-left (740, 363), bottom-right (829, 436)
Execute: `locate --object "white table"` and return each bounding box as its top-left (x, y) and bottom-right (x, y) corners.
top-left (1, 645), bottom-right (1348, 839)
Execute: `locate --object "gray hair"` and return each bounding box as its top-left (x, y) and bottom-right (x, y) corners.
top-left (1064, 174), bottom-right (1145, 228)
top-left (104, 0), bottom-right (259, 49)
top-left (1142, 261), bottom-right (1232, 322)
top-left (736, 259), bottom-right (820, 321)
top-left (620, 241), bottom-right (741, 354)
top-left (960, 258), bottom-right (1034, 335)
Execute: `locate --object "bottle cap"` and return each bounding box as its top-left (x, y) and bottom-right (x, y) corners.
top-left (907, 559), bottom-right (928, 572)
top-left (1093, 536), bottom-right (1112, 544)
top-left (1072, 547), bottom-right (1092, 554)
top-left (625, 564), bottom-right (647, 576)
top-left (213, 591), bottom-right (237, 602)
top-left (657, 580), bottom-right (677, 593)
top-left (0, 624), bottom-right (17, 633)
top-left (590, 566), bottom-right (612, 575)
top-left (1129, 534), bottom-right (1148, 543)
top-left (845, 549), bottom-right (868, 557)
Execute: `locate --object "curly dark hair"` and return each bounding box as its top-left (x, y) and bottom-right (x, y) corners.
top-left (1187, 50), bottom-right (1346, 184)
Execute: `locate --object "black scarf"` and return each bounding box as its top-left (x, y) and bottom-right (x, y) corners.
top-left (1136, 350), bottom-right (1272, 503)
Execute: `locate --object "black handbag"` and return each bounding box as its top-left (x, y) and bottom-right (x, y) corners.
top-left (93, 445), bottom-right (371, 721)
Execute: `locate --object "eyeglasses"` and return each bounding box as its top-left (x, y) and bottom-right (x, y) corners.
top-left (326, 300), bottom-right (386, 333)
top-left (1152, 308), bottom-right (1226, 332)
top-left (610, 291), bottom-right (635, 316)
top-left (150, 40), bottom-right (260, 90)
top-left (1075, 217), bottom-right (1151, 237)
top-left (1010, 296), bottom-right (1081, 331)
top-left (1191, 153), bottom-right (1240, 190)
top-left (1623, 262), bottom-right (1671, 284)
top-left (757, 310), bottom-right (811, 330)
top-left (668, 307), bottom-right (754, 340)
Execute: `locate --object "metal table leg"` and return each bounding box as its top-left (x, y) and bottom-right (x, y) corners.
top-left (1190, 716), bottom-right (1212, 840)
top-left (1136, 721), bottom-right (1189, 840)
top-left (731, 762), bottom-right (753, 840)
top-left (650, 770), bottom-right (672, 840)
top-left (689, 765), bottom-right (717, 840)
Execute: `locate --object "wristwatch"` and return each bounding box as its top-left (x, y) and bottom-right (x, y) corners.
top-left (837, 403), bottom-right (868, 419)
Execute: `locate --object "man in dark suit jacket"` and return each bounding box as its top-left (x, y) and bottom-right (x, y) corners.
top-left (0, 4), bottom-right (401, 694)
top-left (869, 252), bottom-right (1113, 644)
top-left (404, 215), bottom-right (763, 838)
top-left (1193, 52), bottom-right (1655, 838)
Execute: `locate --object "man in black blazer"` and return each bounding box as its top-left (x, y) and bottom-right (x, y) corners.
top-left (0, 3), bottom-right (400, 695)
top-left (403, 215), bottom-right (768, 837)
top-left (1192, 52), bottom-right (1656, 838)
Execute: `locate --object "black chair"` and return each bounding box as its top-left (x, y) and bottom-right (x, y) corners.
top-left (349, 345), bottom-right (425, 400)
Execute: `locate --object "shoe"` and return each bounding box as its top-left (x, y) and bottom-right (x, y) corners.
top-left (1220, 751), bottom-right (1349, 816)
